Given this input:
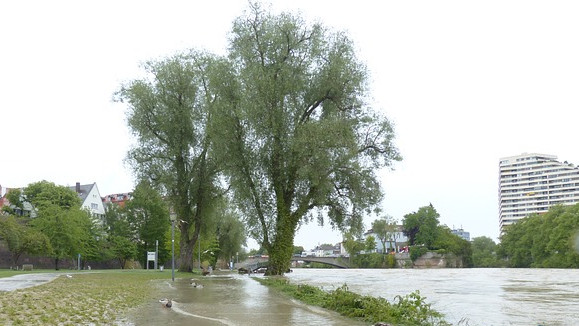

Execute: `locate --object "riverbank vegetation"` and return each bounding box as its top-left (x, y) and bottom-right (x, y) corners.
top-left (256, 277), bottom-right (450, 326)
top-left (0, 270), bottom-right (185, 325)
top-left (402, 205), bottom-right (473, 267)
top-left (499, 203), bottom-right (579, 268)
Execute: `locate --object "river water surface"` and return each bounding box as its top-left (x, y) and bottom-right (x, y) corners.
top-left (129, 268), bottom-right (579, 326)
top-left (287, 268), bottom-right (579, 326)
top-left (128, 272), bottom-right (365, 326)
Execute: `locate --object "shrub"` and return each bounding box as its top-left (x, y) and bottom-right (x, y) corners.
top-left (256, 277), bottom-right (450, 326)
top-left (410, 246), bottom-right (428, 261)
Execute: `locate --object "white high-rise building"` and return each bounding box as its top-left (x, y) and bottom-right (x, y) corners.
top-left (499, 153), bottom-right (579, 233)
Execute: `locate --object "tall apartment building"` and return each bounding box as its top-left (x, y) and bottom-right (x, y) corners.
top-left (499, 153), bottom-right (579, 232)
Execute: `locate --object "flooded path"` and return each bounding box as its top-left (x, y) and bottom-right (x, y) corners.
top-left (0, 273), bottom-right (61, 292)
top-left (128, 271), bottom-right (365, 326)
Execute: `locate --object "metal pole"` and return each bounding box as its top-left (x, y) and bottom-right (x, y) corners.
top-left (198, 235), bottom-right (201, 269)
top-left (155, 240), bottom-right (158, 270)
top-left (171, 220), bottom-right (175, 282)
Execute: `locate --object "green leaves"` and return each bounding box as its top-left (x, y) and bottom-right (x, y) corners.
top-left (116, 3), bottom-right (400, 275)
top-left (220, 5), bottom-right (400, 267)
top-left (0, 215), bottom-right (51, 266)
top-left (499, 203), bottom-right (579, 268)
top-left (403, 205), bottom-right (440, 248)
top-left (257, 278), bottom-right (449, 325)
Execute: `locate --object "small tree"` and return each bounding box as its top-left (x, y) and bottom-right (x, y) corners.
top-left (365, 235), bottom-right (377, 252)
top-left (372, 215), bottom-right (398, 253)
top-left (23, 181), bottom-right (90, 270)
top-left (0, 216), bottom-right (52, 267)
top-left (125, 181), bottom-right (170, 268)
top-left (402, 204), bottom-right (440, 248)
top-left (343, 232), bottom-right (365, 258)
top-left (215, 208), bottom-right (247, 264)
top-left (472, 236), bottom-right (500, 267)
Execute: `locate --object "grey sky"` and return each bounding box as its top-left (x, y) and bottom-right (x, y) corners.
top-left (2, 0), bottom-right (578, 250)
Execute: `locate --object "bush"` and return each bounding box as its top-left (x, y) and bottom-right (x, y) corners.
top-left (256, 277), bottom-right (450, 326)
top-left (410, 247), bottom-right (428, 261)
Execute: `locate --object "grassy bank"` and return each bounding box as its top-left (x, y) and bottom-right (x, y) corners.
top-left (0, 270), bottom-right (190, 325)
top-left (256, 277), bottom-right (451, 326)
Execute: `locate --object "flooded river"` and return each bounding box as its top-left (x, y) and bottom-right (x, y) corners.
top-left (287, 268), bottom-right (579, 326)
top-left (129, 268), bottom-right (579, 326)
top-left (128, 272), bottom-right (364, 326)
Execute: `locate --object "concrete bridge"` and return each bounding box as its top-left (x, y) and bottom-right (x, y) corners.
top-left (237, 256), bottom-right (351, 271)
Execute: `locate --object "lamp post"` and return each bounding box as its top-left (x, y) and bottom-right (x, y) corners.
top-left (169, 210), bottom-right (176, 282)
top-left (198, 235), bottom-right (201, 270)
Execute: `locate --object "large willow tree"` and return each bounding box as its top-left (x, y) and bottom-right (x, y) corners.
top-left (212, 5), bottom-right (401, 275)
top-left (116, 52), bottom-right (222, 272)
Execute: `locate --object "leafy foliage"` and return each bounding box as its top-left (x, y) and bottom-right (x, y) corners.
top-left (410, 246), bottom-right (428, 262)
top-left (20, 181), bottom-right (93, 270)
top-left (209, 4), bottom-right (400, 275)
top-left (365, 235), bottom-right (377, 252)
top-left (256, 277), bottom-right (449, 325)
top-left (403, 204), bottom-right (440, 248)
top-left (214, 207), bottom-right (247, 263)
top-left (432, 226), bottom-right (473, 267)
top-left (372, 215), bottom-right (399, 253)
top-left (498, 204), bottom-right (579, 268)
top-left (0, 215), bottom-right (52, 267)
top-left (342, 232), bottom-right (365, 257)
top-left (471, 236), bottom-right (503, 267)
top-left (124, 181), bottom-right (170, 267)
top-left (401, 204), bottom-right (472, 265)
top-left (116, 51), bottom-right (223, 272)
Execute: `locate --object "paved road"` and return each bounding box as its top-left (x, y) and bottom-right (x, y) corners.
top-left (0, 273), bottom-right (61, 292)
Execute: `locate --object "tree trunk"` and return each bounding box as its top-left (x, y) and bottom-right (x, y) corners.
top-left (55, 258), bottom-right (60, 270)
top-left (178, 223), bottom-right (197, 272)
top-left (11, 252), bottom-right (22, 269)
top-left (265, 214), bottom-right (297, 276)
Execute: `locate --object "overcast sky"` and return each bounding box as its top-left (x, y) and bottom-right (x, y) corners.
top-left (2, 0), bottom-right (578, 251)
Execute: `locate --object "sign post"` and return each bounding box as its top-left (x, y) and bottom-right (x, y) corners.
top-left (147, 251), bottom-right (156, 270)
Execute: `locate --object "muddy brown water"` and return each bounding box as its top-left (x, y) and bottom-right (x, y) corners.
top-left (286, 268), bottom-right (579, 326)
top-left (128, 268), bottom-right (579, 326)
top-left (127, 271), bottom-right (365, 326)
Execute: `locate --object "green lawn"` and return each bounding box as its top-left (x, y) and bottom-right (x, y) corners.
top-left (0, 269), bottom-right (193, 325)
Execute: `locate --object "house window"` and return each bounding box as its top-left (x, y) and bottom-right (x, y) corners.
top-left (91, 203), bottom-right (98, 210)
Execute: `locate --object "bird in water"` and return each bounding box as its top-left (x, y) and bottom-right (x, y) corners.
top-left (190, 281), bottom-right (204, 288)
top-left (159, 298), bottom-right (172, 308)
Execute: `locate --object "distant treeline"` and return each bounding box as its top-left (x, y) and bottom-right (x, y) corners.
top-left (469, 203), bottom-right (579, 268)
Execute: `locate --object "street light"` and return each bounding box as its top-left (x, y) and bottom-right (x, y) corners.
top-left (169, 210), bottom-right (176, 282)
top-left (198, 234), bottom-right (201, 270)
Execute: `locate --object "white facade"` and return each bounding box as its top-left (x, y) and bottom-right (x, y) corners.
top-left (70, 182), bottom-right (106, 223)
top-left (363, 227), bottom-right (408, 253)
top-left (499, 153), bottom-right (579, 232)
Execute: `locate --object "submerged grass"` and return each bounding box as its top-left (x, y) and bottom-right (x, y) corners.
top-left (0, 270), bottom-right (190, 325)
top-left (256, 277), bottom-right (451, 326)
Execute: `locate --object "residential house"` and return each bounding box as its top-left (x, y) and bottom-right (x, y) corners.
top-left (0, 185), bottom-right (36, 217)
top-left (102, 192), bottom-right (133, 208)
top-left (363, 226), bottom-right (408, 253)
top-left (70, 182), bottom-right (106, 222)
